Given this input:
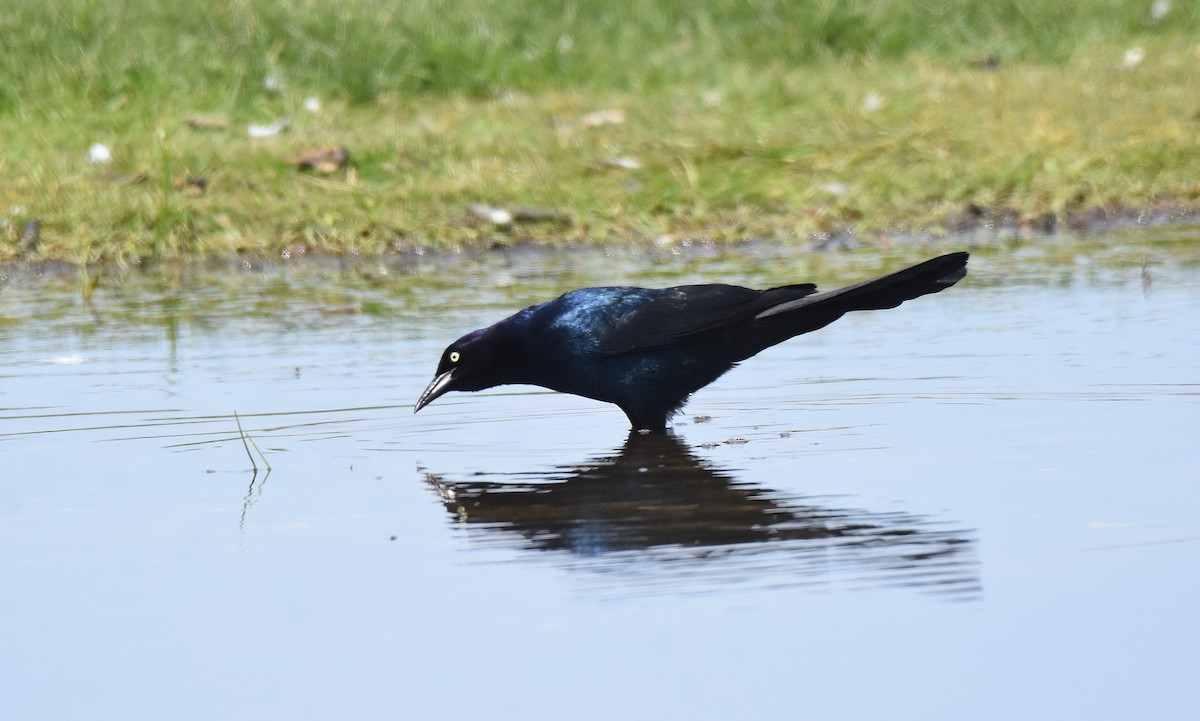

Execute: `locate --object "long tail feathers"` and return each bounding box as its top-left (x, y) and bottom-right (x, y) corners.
top-left (756, 252), bottom-right (969, 320)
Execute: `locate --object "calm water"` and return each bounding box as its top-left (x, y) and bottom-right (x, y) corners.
top-left (2, 234), bottom-right (1198, 719)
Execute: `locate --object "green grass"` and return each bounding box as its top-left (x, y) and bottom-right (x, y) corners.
top-left (2, 0), bottom-right (1199, 262)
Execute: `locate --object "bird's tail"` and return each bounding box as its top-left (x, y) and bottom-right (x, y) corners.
top-left (755, 252), bottom-right (969, 320)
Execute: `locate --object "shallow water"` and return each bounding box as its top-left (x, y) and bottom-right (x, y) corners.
top-left (2, 233), bottom-right (1198, 719)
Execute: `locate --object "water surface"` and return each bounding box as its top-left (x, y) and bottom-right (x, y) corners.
top-left (1, 234), bottom-right (1198, 719)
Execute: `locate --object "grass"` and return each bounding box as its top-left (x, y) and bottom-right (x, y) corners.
top-left (2, 0), bottom-right (1199, 263)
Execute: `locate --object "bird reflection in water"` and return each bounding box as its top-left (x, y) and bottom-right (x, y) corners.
top-left (424, 433), bottom-right (980, 600)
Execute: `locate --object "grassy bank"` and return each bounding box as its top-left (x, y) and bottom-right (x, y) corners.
top-left (2, 0), bottom-right (1199, 263)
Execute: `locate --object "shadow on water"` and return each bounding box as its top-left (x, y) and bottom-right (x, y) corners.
top-left (424, 432), bottom-right (981, 600)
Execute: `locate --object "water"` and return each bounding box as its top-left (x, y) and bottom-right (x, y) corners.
top-left (2, 235), bottom-right (1198, 719)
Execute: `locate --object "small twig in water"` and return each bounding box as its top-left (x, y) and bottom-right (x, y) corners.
top-left (245, 426), bottom-right (272, 471)
top-left (234, 411), bottom-right (258, 472)
top-left (236, 412), bottom-right (272, 533)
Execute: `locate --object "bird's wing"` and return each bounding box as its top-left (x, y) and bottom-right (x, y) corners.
top-left (597, 283), bottom-right (818, 354)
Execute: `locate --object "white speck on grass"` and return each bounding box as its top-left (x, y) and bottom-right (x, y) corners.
top-left (264, 71), bottom-right (285, 93)
top-left (599, 156), bottom-right (642, 170)
top-left (1150, 0), bottom-right (1171, 23)
top-left (467, 204), bottom-right (513, 226)
top-left (248, 117), bottom-right (289, 138)
top-left (579, 109), bottom-right (625, 128)
top-left (1121, 47), bottom-right (1145, 69)
top-left (87, 143), bottom-right (112, 164)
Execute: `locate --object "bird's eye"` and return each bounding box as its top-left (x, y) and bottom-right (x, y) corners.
top-left (449, 351), bottom-right (460, 363)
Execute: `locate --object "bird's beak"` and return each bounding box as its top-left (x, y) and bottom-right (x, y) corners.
top-left (414, 369), bottom-right (456, 413)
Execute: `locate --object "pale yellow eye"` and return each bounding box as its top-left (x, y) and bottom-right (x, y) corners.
top-left (449, 351), bottom-right (461, 363)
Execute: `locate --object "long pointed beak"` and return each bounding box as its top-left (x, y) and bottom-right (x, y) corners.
top-left (414, 369), bottom-right (456, 413)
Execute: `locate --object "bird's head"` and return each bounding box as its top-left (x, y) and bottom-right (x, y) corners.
top-left (414, 328), bottom-right (511, 413)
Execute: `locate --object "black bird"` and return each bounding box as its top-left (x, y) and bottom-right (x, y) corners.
top-left (415, 252), bottom-right (968, 431)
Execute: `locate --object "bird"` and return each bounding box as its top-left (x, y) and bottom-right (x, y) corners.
top-left (415, 252), bottom-right (968, 432)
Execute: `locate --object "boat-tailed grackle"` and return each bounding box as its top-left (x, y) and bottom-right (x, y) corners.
top-left (416, 252), bottom-right (968, 431)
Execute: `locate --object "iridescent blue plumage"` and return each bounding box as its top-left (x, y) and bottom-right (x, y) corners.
top-left (415, 253), bottom-right (969, 432)
top-left (542, 287), bottom-right (661, 354)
